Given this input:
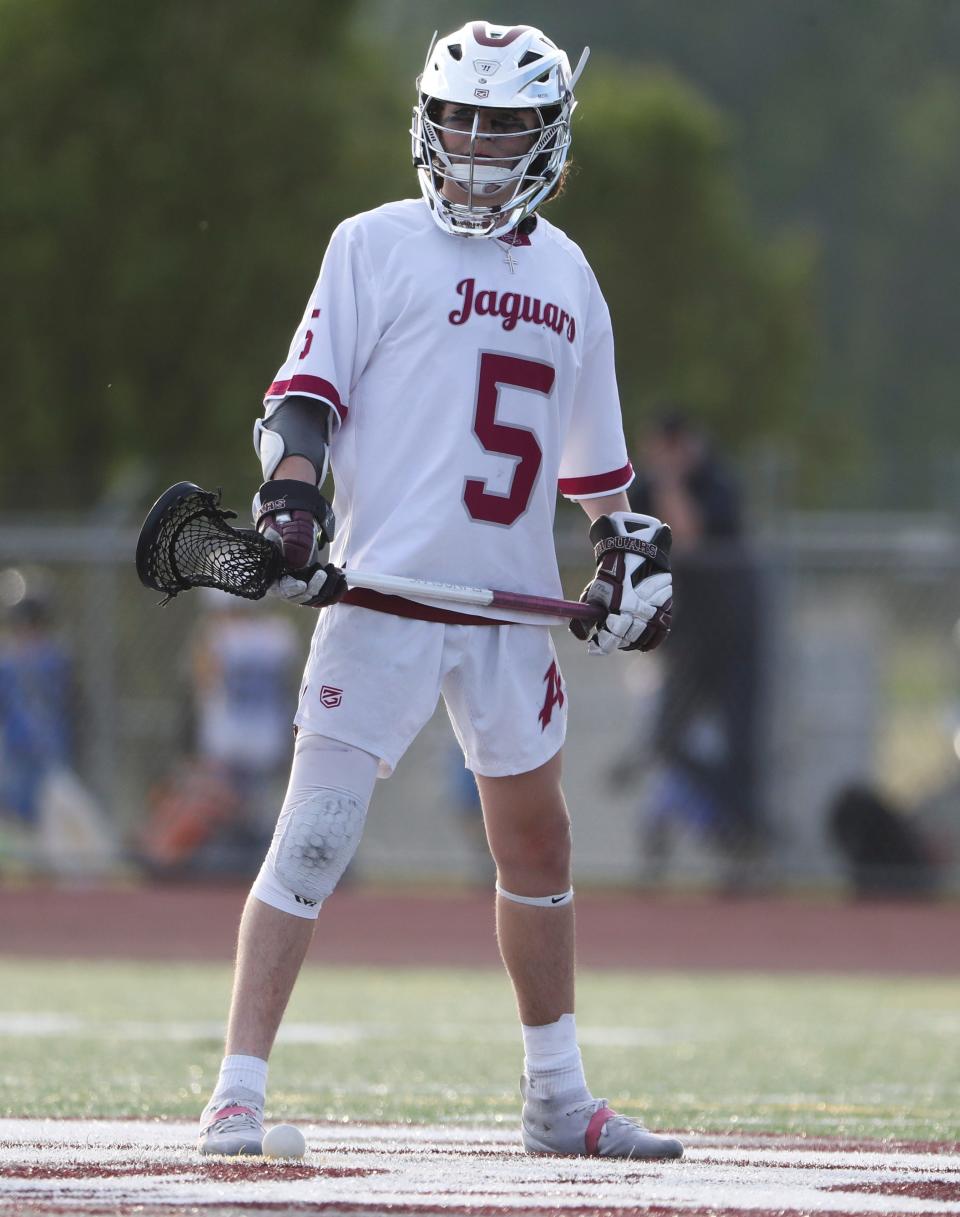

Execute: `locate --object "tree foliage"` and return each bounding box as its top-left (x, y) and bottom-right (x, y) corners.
top-left (0, 0), bottom-right (406, 509)
top-left (0, 0), bottom-right (813, 513)
top-left (549, 65), bottom-right (814, 458)
top-left (372, 0), bottom-right (960, 507)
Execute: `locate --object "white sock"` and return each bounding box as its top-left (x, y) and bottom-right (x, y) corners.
top-left (521, 1013), bottom-right (590, 1102)
top-left (211, 1054), bottom-right (268, 1105)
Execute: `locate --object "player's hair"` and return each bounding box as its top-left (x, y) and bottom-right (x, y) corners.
top-left (542, 159), bottom-right (571, 204)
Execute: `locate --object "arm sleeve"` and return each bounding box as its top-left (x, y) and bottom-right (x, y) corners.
top-left (557, 265), bottom-right (634, 500)
top-left (263, 218), bottom-right (380, 430)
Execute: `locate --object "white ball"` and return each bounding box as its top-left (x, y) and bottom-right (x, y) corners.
top-left (261, 1123), bottom-right (306, 1160)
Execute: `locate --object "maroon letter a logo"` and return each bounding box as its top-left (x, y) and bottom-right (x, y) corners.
top-left (538, 661), bottom-right (564, 730)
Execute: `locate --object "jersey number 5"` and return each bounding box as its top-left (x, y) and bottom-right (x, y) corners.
top-left (464, 352), bottom-right (555, 527)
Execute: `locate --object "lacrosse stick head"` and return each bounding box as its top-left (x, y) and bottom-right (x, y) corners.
top-left (136, 482), bottom-right (282, 603)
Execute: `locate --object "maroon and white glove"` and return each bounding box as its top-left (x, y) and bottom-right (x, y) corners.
top-left (569, 512), bottom-right (673, 655)
top-left (253, 479), bottom-right (345, 607)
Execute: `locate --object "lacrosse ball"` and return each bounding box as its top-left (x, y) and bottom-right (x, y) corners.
top-left (262, 1123), bottom-right (306, 1159)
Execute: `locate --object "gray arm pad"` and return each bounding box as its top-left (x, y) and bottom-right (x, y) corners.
top-left (254, 395), bottom-right (333, 485)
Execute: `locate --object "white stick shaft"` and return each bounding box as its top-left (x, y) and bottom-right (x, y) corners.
top-left (343, 570), bottom-right (495, 607)
top-left (341, 569), bottom-right (599, 628)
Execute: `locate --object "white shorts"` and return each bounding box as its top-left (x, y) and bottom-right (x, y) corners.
top-left (294, 604), bottom-right (568, 778)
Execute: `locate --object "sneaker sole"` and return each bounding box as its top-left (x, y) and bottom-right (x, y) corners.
top-left (522, 1128), bottom-right (684, 1160)
top-left (197, 1138), bottom-right (264, 1156)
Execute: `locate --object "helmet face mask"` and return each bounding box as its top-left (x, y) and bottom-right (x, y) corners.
top-left (411, 22), bottom-right (589, 238)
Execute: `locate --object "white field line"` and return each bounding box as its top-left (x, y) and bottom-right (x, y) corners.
top-left (0, 1014), bottom-right (691, 1047)
top-left (0, 1119), bottom-right (958, 1215)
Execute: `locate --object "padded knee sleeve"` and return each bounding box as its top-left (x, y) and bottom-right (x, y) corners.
top-left (251, 734), bottom-right (378, 919)
top-left (271, 784), bottom-right (366, 906)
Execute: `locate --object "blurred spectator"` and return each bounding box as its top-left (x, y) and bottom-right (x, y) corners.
top-left (621, 410), bottom-right (766, 888)
top-left (140, 592), bottom-right (299, 876)
top-left (828, 782), bottom-right (940, 898)
top-left (0, 580), bottom-right (115, 876)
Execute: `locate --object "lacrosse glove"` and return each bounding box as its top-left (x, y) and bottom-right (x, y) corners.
top-left (253, 479), bottom-right (345, 607)
top-left (570, 512), bottom-right (673, 655)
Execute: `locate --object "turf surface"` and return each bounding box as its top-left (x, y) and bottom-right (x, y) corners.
top-left (1, 960), bottom-right (956, 1141)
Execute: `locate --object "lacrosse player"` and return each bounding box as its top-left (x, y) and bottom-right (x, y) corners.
top-left (198, 21), bottom-right (681, 1160)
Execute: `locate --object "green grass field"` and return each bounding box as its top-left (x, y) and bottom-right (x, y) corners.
top-left (1, 960), bottom-right (957, 1142)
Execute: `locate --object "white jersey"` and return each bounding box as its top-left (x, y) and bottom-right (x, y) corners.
top-left (264, 198), bottom-right (632, 624)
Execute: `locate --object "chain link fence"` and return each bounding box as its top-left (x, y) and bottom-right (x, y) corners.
top-left (1, 514), bottom-right (957, 894)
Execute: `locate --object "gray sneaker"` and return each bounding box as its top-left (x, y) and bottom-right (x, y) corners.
top-left (521, 1078), bottom-right (683, 1159)
top-left (197, 1087), bottom-right (265, 1156)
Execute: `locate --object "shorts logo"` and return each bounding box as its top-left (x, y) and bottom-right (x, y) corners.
top-left (320, 685), bottom-right (343, 708)
top-left (538, 661), bottom-right (564, 730)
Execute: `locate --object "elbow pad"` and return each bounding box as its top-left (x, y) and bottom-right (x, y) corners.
top-left (253, 395), bottom-right (333, 486)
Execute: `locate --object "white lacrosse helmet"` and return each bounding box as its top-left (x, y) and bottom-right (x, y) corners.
top-left (411, 20), bottom-right (589, 238)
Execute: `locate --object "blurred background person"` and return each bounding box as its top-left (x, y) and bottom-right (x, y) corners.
top-left (619, 410), bottom-right (767, 890)
top-left (140, 593), bottom-right (300, 877)
top-left (0, 576), bottom-right (115, 876)
top-left (827, 781), bottom-right (941, 899)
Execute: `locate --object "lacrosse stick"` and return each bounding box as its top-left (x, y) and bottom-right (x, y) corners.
top-left (135, 482), bottom-right (604, 626)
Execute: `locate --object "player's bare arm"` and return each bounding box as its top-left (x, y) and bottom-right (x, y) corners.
top-left (578, 491), bottom-right (631, 521)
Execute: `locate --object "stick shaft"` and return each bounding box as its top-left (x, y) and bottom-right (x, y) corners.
top-left (342, 570), bottom-right (601, 623)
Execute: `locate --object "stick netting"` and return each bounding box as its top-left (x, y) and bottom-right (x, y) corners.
top-left (137, 485), bottom-right (281, 602)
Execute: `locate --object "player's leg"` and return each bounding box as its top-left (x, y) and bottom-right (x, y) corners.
top-left (197, 732), bottom-right (379, 1155)
top-left (476, 751), bottom-right (574, 1026)
top-left (225, 896), bottom-right (316, 1061)
top-left (478, 757), bottom-right (683, 1160)
top-left (446, 623), bottom-right (682, 1159)
top-left (198, 606), bottom-right (447, 1155)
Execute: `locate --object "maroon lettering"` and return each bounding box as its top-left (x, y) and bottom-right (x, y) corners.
top-left (521, 295), bottom-right (544, 326)
top-left (499, 291), bottom-right (521, 331)
top-left (449, 281), bottom-right (577, 343)
top-left (474, 289), bottom-right (497, 316)
top-left (538, 660), bottom-right (565, 729)
top-left (463, 352), bottom-right (553, 526)
top-left (298, 310), bottom-right (320, 360)
top-left (449, 277), bottom-right (475, 325)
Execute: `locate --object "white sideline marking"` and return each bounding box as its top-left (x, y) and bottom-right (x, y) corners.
top-left (0, 1119), bottom-right (958, 1215)
top-left (0, 1014), bottom-right (690, 1047)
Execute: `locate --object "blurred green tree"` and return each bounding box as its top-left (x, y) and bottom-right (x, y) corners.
top-left (369, 0), bottom-right (960, 508)
top-left (549, 65), bottom-right (815, 472)
top-left (0, 1), bottom-right (814, 514)
top-left (0, 0), bottom-right (407, 511)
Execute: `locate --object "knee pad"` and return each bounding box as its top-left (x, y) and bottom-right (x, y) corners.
top-left (251, 734), bottom-right (378, 919)
top-left (271, 784), bottom-right (366, 908)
